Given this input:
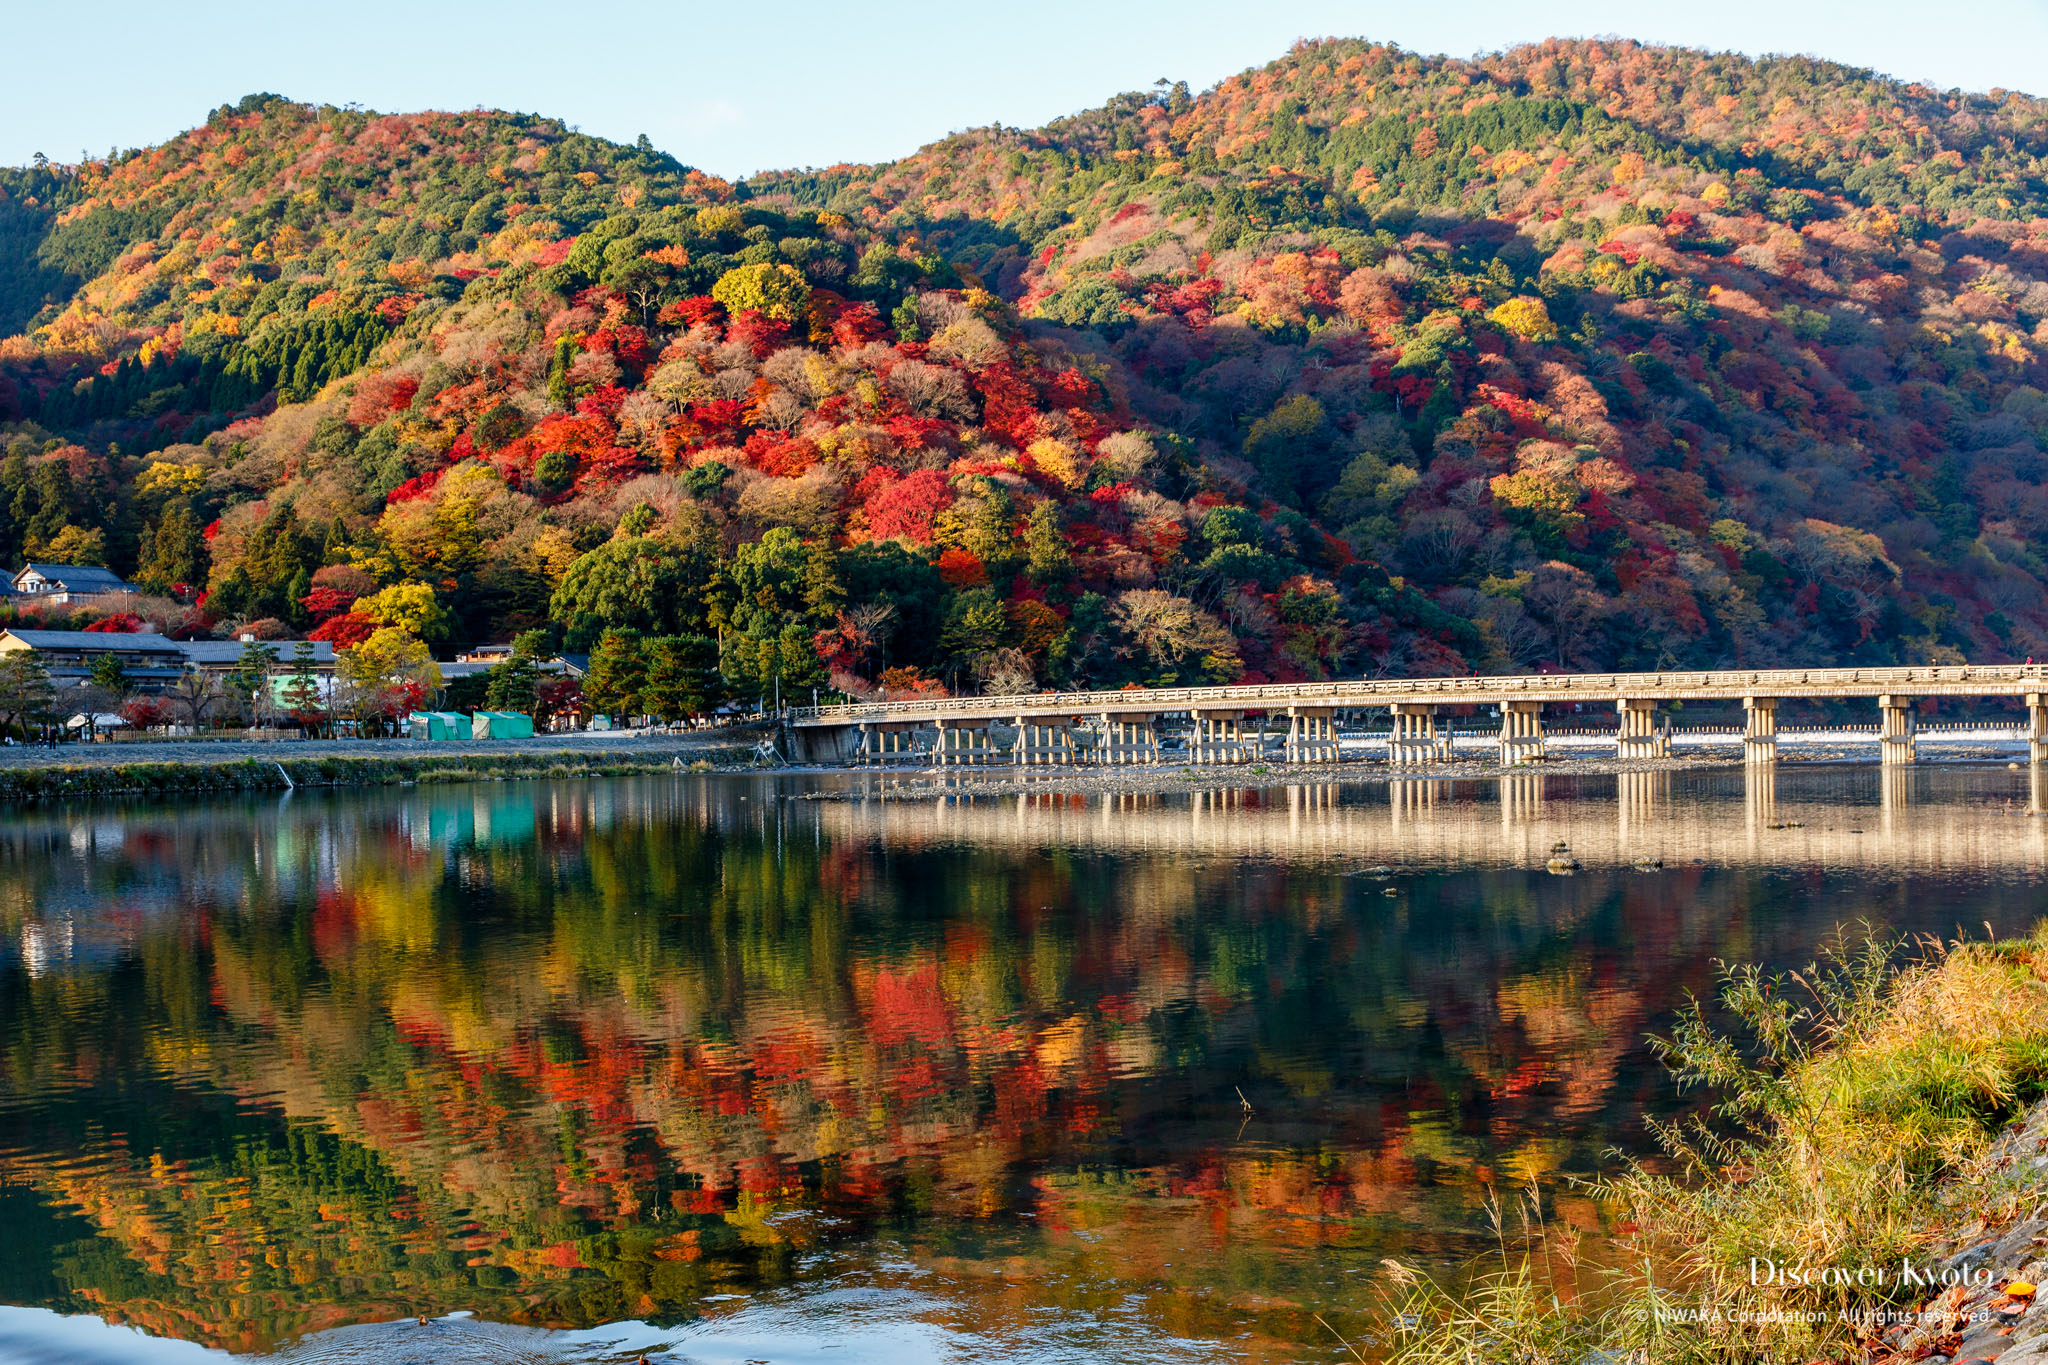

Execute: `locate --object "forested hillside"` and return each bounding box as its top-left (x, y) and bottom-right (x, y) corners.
top-left (4, 38), bottom-right (2048, 696)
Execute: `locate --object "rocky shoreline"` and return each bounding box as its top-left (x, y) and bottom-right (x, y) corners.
top-left (1863, 1100), bottom-right (2048, 1365)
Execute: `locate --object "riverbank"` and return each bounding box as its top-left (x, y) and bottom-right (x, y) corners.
top-left (1373, 925), bottom-right (2048, 1365)
top-left (3, 732), bottom-right (2026, 805)
top-left (0, 729), bottom-right (760, 800)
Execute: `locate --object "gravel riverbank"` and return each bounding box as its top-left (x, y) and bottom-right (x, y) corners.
top-left (0, 728), bottom-right (755, 769)
top-left (0, 728), bottom-right (765, 800)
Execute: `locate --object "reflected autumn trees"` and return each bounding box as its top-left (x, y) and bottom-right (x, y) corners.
top-left (0, 772), bottom-right (2038, 1353)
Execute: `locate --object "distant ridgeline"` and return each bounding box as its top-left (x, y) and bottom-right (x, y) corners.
top-left (0, 47), bottom-right (2044, 686)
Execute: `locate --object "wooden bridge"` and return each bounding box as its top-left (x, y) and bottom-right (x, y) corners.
top-left (783, 664), bottom-right (2048, 767)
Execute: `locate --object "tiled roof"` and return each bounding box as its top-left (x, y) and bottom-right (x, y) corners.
top-left (14, 563), bottom-right (135, 591)
top-left (175, 640), bottom-right (337, 665)
top-left (3, 630), bottom-right (183, 652)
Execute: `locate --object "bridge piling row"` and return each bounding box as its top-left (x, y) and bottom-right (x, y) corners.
top-left (1615, 699), bottom-right (1671, 760)
top-left (1743, 696), bottom-right (1778, 765)
top-left (1097, 713), bottom-right (1161, 765)
top-left (816, 668), bottom-right (2048, 770)
top-left (1014, 717), bottom-right (1077, 766)
top-left (1498, 701), bottom-right (1546, 765)
top-left (1285, 707), bottom-right (1340, 764)
top-left (933, 718), bottom-right (999, 767)
top-left (1387, 703), bottom-right (1442, 765)
top-left (1189, 709), bottom-right (1254, 763)
top-left (1878, 694), bottom-right (1918, 766)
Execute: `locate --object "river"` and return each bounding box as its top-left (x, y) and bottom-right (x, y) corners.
top-left (1, 764), bottom-right (2044, 1362)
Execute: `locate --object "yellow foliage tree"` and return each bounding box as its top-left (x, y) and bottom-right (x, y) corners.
top-left (337, 627), bottom-right (442, 723)
top-left (28, 525), bottom-right (108, 566)
top-left (359, 582), bottom-right (453, 640)
top-left (1489, 470), bottom-right (1584, 533)
top-left (712, 263), bottom-right (812, 323)
top-left (137, 461), bottom-right (208, 499)
top-left (1027, 437), bottom-right (1086, 489)
top-left (1488, 296), bottom-right (1558, 341)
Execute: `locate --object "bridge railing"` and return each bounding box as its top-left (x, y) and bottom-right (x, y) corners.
top-left (788, 664), bottom-right (2048, 726)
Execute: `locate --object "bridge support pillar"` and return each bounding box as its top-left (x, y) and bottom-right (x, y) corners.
top-left (1189, 709), bottom-right (1251, 764)
top-left (1099, 713), bottom-right (1160, 765)
top-left (858, 723), bottom-right (882, 765)
top-left (934, 717), bottom-right (997, 767)
top-left (861, 723), bottom-right (921, 765)
top-left (1013, 717), bottom-right (1077, 766)
top-left (1387, 703), bottom-right (1442, 765)
top-left (1615, 699), bottom-right (1669, 760)
top-left (1497, 701), bottom-right (1545, 765)
top-left (1285, 706), bottom-right (1339, 764)
top-left (1742, 697), bottom-right (1778, 765)
top-left (2029, 693), bottom-right (2048, 766)
top-left (1877, 694), bottom-right (1917, 766)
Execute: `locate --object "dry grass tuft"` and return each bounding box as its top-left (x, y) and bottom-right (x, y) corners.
top-left (1362, 924), bottom-right (2048, 1364)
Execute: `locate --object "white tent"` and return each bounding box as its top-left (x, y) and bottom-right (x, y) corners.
top-left (65, 712), bottom-right (129, 731)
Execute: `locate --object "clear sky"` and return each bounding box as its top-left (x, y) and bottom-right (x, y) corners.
top-left (11, 1), bottom-right (2048, 177)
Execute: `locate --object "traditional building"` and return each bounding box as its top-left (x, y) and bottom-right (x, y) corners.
top-left (176, 639), bottom-right (339, 674)
top-left (8, 563), bottom-right (139, 604)
top-left (0, 631), bottom-right (341, 694)
top-left (0, 630), bottom-right (188, 690)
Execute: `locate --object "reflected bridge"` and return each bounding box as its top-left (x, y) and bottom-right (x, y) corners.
top-left (821, 766), bottom-right (2048, 874)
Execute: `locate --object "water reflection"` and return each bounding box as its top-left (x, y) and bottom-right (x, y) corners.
top-left (0, 766), bottom-right (2042, 1360)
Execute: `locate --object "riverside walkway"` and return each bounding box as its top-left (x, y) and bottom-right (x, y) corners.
top-left (784, 663), bottom-right (2048, 767)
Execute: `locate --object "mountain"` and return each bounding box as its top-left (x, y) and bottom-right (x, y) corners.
top-left (3, 41), bottom-right (2048, 696)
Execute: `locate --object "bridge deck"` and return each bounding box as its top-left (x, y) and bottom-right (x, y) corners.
top-left (791, 664), bottom-right (2048, 727)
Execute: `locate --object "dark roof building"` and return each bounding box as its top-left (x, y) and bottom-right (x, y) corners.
top-left (176, 639), bottom-right (337, 670)
top-left (0, 630), bottom-right (188, 691)
top-left (9, 564), bottom-right (138, 602)
top-left (0, 631), bottom-right (341, 693)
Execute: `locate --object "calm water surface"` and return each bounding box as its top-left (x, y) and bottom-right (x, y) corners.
top-left (2, 765), bottom-right (2045, 1363)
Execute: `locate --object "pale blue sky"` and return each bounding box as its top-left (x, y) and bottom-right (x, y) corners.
top-left (12, 1), bottom-right (2048, 177)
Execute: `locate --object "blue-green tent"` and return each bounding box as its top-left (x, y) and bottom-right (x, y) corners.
top-left (406, 712), bottom-right (469, 741)
top-left (470, 710), bottom-right (535, 739)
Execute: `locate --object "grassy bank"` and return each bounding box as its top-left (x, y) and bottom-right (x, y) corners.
top-left (0, 747), bottom-right (754, 801)
top-left (1370, 926), bottom-right (2048, 1364)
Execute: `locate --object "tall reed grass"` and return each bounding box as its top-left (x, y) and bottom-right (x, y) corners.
top-left (1367, 925), bottom-right (2048, 1364)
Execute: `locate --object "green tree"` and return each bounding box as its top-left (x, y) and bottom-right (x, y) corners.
top-left (0, 651), bottom-right (56, 740)
top-left (484, 629), bottom-right (554, 714)
top-left (550, 534), bottom-right (716, 648)
top-left (642, 634), bottom-right (722, 723)
top-left (1024, 501), bottom-right (1073, 583)
top-left (583, 628), bottom-right (647, 722)
top-left (939, 587), bottom-right (1009, 683)
top-left (720, 623), bottom-right (824, 706)
top-left (225, 637), bottom-right (275, 723)
top-left (719, 527), bottom-right (813, 634)
top-left (87, 651), bottom-right (127, 693)
top-left (137, 504), bottom-right (210, 594)
top-left (1244, 393), bottom-right (1339, 508)
top-left (282, 640), bottom-right (326, 724)
top-left (838, 542), bottom-right (946, 669)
